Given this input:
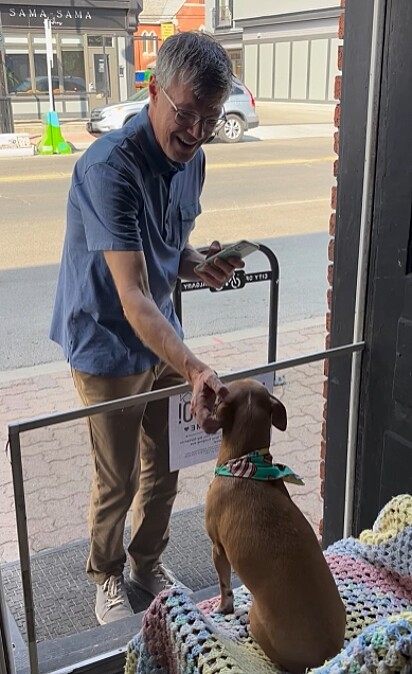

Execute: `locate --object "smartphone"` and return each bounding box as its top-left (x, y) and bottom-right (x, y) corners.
top-left (195, 239), bottom-right (260, 273)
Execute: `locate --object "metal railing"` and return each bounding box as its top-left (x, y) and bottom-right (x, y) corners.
top-left (3, 341), bottom-right (365, 674)
top-left (0, 566), bottom-right (15, 674)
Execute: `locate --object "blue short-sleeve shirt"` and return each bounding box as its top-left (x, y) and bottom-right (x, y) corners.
top-left (50, 106), bottom-right (205, 376)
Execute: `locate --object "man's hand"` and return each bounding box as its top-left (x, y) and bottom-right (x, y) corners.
top-left (190, 367), bottom-right (229, 433)
top-left (195, 240), bottom-right (244, 290)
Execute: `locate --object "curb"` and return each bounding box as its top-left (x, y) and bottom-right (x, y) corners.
top-left (9, 122), bottom-right (335, 156)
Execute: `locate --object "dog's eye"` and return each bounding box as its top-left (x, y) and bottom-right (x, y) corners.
top-left (213, 399), bottom-right (224, 415)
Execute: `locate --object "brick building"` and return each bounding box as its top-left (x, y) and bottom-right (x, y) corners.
top-left (133, 0), bottom-right (205, 76)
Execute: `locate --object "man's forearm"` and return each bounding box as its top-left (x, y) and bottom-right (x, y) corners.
top-left (122, 288), bottom-right (205, 384)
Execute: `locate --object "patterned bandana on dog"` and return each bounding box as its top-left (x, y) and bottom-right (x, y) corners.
top-left (214, 448), bottom-right (304, 485)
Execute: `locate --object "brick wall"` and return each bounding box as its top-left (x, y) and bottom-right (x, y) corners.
top-left (319, 0), bottom-right (345, 540)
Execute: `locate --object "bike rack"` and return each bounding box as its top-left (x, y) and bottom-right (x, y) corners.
top-left (173, 242), bottom-right (285, 386)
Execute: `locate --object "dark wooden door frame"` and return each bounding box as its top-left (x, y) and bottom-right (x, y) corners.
top-left (323, 0), bottom-right (378, 547)
top-left (354, 0), bottom-right (412, 533)
top-left (324, 0), bottom-right (412, 544)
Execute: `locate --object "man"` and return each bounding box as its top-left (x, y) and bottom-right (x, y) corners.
top-left (50, 31), bottom-right (242, 625)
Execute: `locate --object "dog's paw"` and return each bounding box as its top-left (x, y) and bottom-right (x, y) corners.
top-left (215, 600), bottom-right (234, 615)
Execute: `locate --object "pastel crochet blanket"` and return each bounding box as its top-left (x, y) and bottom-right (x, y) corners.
top-left (125, 494), bottom-right (412, 674)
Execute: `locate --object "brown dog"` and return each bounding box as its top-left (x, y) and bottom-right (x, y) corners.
top-left (205, 379), bottom-right (346, 674)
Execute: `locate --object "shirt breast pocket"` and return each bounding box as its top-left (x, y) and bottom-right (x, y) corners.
top-left (176, 202), bottom-right (201, 251)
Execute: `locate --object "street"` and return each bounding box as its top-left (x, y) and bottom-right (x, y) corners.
top-left (0, 136), bottom-right (333, 371)
top-left (0, 134), bottom-right (331, 593)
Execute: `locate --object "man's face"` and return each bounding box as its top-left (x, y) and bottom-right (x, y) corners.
top-left (148, 75), bottom-right (225, 163)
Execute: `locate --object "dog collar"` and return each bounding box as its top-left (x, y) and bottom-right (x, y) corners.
top-left (214, 448), bottom-right (304, 485)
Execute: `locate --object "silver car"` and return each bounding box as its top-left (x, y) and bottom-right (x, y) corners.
top-left (87, 78), bottom-right (259, 143)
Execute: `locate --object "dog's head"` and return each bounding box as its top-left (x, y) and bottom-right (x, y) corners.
top-left (215, 379), bottom-right (287, 453)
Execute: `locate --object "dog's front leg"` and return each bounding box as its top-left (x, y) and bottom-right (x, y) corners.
top-left (213, 543), bottom-right (234, 614)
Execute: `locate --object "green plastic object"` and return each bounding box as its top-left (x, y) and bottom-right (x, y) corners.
top-left (37, 111), bottom-right (72, 155)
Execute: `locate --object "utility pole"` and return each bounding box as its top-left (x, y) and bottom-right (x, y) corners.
top-left (125, 0), bottom-right (143, 97)
top-left (44, 18), bottom-right (55, 113)
top-left (38, 18), bottom-right (71, 154)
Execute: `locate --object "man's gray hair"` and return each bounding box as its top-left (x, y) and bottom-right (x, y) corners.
top-left (155, 32), bottom-right (233, 104)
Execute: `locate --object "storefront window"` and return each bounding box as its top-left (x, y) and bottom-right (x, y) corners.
top-left (4, 37), bottom-right (29, 94)
top-left (60, 37), bottom-right (86, 92)
top-left (33, 53), bottom-right (59, 92)
top-left (29, 36), bottom-right (58, 93)
top-left (87, 36), bottom-right (113, 47)
top-left (61, 52), bottom-right (86, 92)
top-left (5, 52), bottom-right (30, 93)
top-left (4, 33), bottom-right (87, 95)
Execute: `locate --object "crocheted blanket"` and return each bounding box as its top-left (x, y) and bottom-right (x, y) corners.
top-left (125, 494), bottom-right (412, 674)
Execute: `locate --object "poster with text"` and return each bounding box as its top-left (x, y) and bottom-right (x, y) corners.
top-left (168, 372), bottom-right (274, 471)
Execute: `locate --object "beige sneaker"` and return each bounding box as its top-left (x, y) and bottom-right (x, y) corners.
top-left (95, 575), bottom-right (134, 625)
top-left (129, 562), bottom-right (192, 598)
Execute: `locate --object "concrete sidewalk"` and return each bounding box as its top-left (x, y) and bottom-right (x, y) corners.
top-left (0, 317), bottom-right (326, 565)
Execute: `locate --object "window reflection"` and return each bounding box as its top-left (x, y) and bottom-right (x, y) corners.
top-left (93, 53), bottom-right (111, 97)
top-left (34, 52), bottom-right (59, 91)
top-left (62, 51), bottom-right (86, 92)
top-left (5, 52), bottom-right (30, 93)
top-left (5, 34), bottom-right (86, 95)
top-left (87, 35), bottom-right (113, 47)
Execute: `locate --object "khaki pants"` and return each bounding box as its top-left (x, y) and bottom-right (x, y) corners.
top-left (72, 363), bottom-right (183, 585)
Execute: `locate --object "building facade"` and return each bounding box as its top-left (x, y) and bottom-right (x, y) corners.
top-left (133, 0), bottom-right (205, 78)
top-left (206, 0), bottom-right (341, 103)
top-left (0, 0), bottom-right (139, 119)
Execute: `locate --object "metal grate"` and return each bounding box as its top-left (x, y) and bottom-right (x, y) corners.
top-left (0, 505), bottom-right (223, 644)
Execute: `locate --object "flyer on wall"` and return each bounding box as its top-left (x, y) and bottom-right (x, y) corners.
top-left (168, 372), bottom-right (274, 471)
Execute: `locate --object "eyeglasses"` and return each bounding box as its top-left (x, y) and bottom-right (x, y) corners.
top-left (160, 86), bottom-right (226, 133)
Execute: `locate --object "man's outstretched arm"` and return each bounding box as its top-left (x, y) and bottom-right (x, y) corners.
top-left (104, 248), bottom-right (228, 432)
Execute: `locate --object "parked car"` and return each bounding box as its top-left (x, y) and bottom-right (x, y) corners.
top-left (9, 75), bottom-right (86, 94)
top-left (86, 78), bottom-right (259, 143)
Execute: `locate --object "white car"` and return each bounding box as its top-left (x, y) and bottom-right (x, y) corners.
top-left (87, 78), bottom-right (259, 143)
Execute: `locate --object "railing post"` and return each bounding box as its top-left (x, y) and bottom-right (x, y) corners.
top-left (0, 566), bottom-right (16, 674)
top-left (8, 430), bottom-right (39, 674)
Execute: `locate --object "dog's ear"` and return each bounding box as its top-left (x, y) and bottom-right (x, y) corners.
top-left (269, 394), bottom-right (287, 431)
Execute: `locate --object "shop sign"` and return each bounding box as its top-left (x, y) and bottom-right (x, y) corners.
top-left (160, 22), bottom-right (174, 41)
top-left (1, 6), bottom-right (126, 30)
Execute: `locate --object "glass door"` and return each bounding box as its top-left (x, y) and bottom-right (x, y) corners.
top-left (86, 35), bottom-right (119, 109)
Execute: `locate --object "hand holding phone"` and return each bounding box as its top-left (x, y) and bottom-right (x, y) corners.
top-left (195, 239), bottom-right (260, 273)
